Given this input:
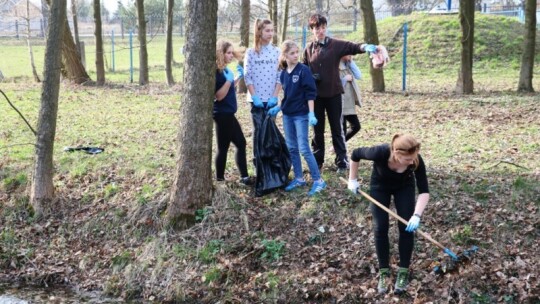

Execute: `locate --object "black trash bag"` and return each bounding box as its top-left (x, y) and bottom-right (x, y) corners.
top-left (252, 107), bottom-right (291, 197)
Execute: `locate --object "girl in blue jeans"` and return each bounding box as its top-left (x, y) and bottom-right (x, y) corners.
top-left (268, 40), bottom-right (326, 196)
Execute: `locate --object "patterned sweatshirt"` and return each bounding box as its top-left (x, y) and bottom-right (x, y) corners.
top-left (244, 44), bottom-right (281, 103)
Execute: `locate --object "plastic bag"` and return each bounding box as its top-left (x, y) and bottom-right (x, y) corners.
top-left (252, 107), bottom-right (291, 197)
top-left (370, 45), bottom-right (390, 69)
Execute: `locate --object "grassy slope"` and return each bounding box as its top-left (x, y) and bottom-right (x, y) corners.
top-left (1, 14), bottom-right (540, 303)
top-left (346, 13), bottom-right (540, 91)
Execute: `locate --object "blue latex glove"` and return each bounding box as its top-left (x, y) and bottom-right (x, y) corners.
top-left (308, 111), bottom-right (318, 126)
top-left (223, 67), bottom-right (234, 83)
top-left (267, 96), bottom-right (278, 108)
top-left (252, 95), bottom-right (264, 108)
top-left (268, 105), bottom-right (281, 117)
top-left (364, 44), bottom-right (377, 54)
top-left (405, 214), bottom-right (421, 232)
top-left (236, 65), bottom-right (244, 79)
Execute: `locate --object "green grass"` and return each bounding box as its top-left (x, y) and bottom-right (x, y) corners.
top-left (345, 13), bottom-right (540, 91)
top-left (0, 35), bottom-right (186, 83)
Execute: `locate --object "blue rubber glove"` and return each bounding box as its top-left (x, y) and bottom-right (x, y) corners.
top-left (405, 214), bottom-right (421, 232)
top-left (268, 105), bottom-right (281, 117)
top-left (252, 95), bottom-right (264, 108)
top-left (236, 65), bottom-right (244, 79)
top-left (267, 96), bottom-right (278, 108)
top-left (364, 44), bottom-right (377, 54)
top-left (308, 111), bottom-right (318, 126)
top-left (223, 67), bottom-right (234, 83)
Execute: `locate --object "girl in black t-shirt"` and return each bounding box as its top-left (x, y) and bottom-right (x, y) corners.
top-left (348, 134), bottom-right (429, 295)
top-left (213, 40), bottom-right (252, 185)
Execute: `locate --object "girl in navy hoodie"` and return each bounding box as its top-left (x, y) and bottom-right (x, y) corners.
top-left (268, 40), bottom-right (326, 196)
top-left (213, 40), bottom-right (252, 185)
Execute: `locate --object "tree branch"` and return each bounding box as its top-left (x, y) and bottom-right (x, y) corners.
top-left (0, 89), bottom-right (37, 136)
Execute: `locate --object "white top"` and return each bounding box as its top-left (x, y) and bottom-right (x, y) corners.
top-left (244, 44), bottom-right (281, 103)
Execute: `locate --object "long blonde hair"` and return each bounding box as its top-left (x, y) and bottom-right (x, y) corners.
top-left (279, 40), bottom-right (298, 70)
top-left (216, 40), bottom-right (233, 72)
top-left (390, 134), bottom-right (421, 169)
top-left (253, 19), bottom-right (273, 53)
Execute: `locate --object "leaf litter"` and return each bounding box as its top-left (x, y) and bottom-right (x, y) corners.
top-left (1, 86), bottom-right (539, 303)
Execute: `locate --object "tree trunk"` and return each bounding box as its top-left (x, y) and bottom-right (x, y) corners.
top-left (517, 0), bottom-right (536, 92)
top-left (72, 0), bottom-right (81, 56)
top-left (60, 2), bottom-right (91, 84)
top-left (240, 0), bottom-right (250, 47)
top-left (27, 0), bottom-right (40, 82)
top-left (281, 0), bottom-right (290, 42)
top-left (94, 0), bottom-right (105, 85)
top-left (268, 0), bottom-right (278, 44)
top-left (353, 0), bottom-right (358, 32)
top-left (165, 0), bottom-right (175, 86)
top-left (136, 0), bottom-right (149, 85)
top-left (41, 0), bottom-right (49, 33)
top-left (316, 0), bottom-right (324, 13)
top-left (167, 0), bottom-right (217, 230)
top-left (456, 0), bottom-right (475, 94)
top-left (237, 0), bottom-right (249, 94)
top-left (272, 0), bottom-right (278, 44)
top-left (31, 0), bottom-right (66, 219)
top-left (360, 0), bottom-right (385, 92)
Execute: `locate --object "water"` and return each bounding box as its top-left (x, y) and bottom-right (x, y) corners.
top-left (0, 284), bottom-right (124, 304)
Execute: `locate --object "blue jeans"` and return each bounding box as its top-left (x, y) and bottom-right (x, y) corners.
top-left (282, 114), bottom-right (321, 181)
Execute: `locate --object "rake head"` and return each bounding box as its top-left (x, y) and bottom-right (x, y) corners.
top-left (433, 245), bottom-right (479, 275)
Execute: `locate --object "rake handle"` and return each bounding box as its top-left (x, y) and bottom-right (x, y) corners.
top-left (339, 177), bottom-right (447, 251)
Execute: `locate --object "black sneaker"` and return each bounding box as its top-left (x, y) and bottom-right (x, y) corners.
top-left (240, 176), bottom-right (254, 186)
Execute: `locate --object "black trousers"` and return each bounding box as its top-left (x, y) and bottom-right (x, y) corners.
top-left (370, 183), bottom-right (416, 269)
top-left (311, 94), bottom-right (348, 168)
top-left (213, 114), bottom-right (248, 180)
top-left (342, 114), bottom-right (361, 141)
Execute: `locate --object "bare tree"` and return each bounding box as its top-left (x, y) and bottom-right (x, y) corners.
top-left (26, 0), bottom-right (40, 82)
top-left (167, 0), bottom-right (217, 230)
top-left (240, 0), bottom-right (250, 47)
top-left (456, 0), bottom-right (475, 94)
top-left (94, 0), bottom-right (105, 85)
top-left (281, 0), bottom-right (290, 42)
top-left (44, 0), bottom-right (90, 84)
top-left (360, 0), bottom-right (385, 92)
top-left (337, 0), bottom-right (359, 31)
top-left (165, 0), bottom-right (175, 85)
top-left (72, 0), bottom-right (81, 55)
top-left (31, 0), bottom-right (66, 218)
top-left (41, 0), bottom-right (49, 34)
top-left (136, 0), bottom-right (149, 85)
top-left (237, 0), bottom-right (250, 94)
top-left (517, 0), bottom-right (536, 92)
top-left (267, 0), bottom-right (278, 44)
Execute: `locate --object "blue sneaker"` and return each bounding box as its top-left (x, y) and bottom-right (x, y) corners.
top-left (285, 179), bottom-right (306, 191)
top-left (308, 180), bottom-right (327, 196)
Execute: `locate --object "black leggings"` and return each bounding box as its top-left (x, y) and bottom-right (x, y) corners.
top-left (213, 114), bottom-right (248, 180)
top-left (370, 184), bottom-right (416, 269)
top-left (342, 114), bottom-right (361, 141)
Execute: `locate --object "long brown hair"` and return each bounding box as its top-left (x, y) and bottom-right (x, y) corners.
top-left (390, 134), bottom-right (421, 169)
top-left (216, 40), bottom-right (233, 72)
top-left (279, 40), bottom-right (298, 70)
top-left (253, 18), bottom-right (273, 53)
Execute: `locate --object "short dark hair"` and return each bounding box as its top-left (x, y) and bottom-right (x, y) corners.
top-left (309, 14), bottom-right (327, 29)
